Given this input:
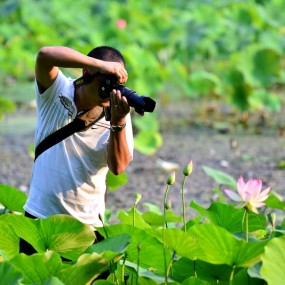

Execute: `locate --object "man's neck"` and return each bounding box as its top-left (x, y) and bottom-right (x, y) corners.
top-left (74, 85), bottom-right (97, 113)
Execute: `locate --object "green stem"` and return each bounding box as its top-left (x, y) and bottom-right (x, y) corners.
top-left (133, 206), bottom-right (135, 227)
top-left (163, 185), bottom-right (170, 285)
top-left (164, 185), bottom-right (170, 229)
top-left (163, 227), bottom-right (168, 285)
top-left (229, 265), bottom-right (236, 285)
top-left (194, 259), bottom-right (197, 277)
top-left (166, 251), bottom-right (175, 279)
top-left (182, 175), bottom-right (187, 232)
top-left (122, 253), bottom-right (127, 283)
top-left (245, 209), bottom-right (248, 242)
top-left (241, 208), bottom-right (246, 234)
top-left (136, 244), bottom-right (140, 285)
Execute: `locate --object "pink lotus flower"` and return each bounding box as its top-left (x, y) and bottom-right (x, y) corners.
top-left (224, 176), bottom-right (271, 213)
top-left (116, 19), bottom-right (127, 30)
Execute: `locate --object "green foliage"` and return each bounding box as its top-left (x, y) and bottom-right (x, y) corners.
top-left (261, 235), bottom-right (285, 285)
top-left (202, 166), bottom-right (237, 189)
top-left (106, 171), bottom-right (128, 191)
top-left (0, 165), bottom-right (284, 284)
top-left (1, 0), bottom-right (285, 117)
top-left (0, 184), bottom-right (26, 214)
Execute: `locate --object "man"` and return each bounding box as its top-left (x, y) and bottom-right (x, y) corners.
top-left (23, 46), bottom-right (134, 232)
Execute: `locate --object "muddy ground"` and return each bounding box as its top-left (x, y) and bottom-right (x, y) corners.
top-left (1, 100), bottom-right (285, 220)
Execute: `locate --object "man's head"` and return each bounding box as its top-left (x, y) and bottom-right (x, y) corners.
top-left (77, 46), bottom-right (126, 108)
top-left (87, 46), bottom-right (126, 67)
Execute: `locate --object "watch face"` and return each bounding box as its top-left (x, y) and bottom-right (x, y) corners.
top-left (111, 123), bottom-right (126, 132)
top-left (111, 126), bottom-right (122, 132)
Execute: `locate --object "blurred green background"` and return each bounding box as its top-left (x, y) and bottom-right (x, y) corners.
top-left (1, 0), bottom-right (285, 154)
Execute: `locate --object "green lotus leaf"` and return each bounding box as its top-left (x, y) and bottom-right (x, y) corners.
top-left (4, 214), bottom-right (95, 261)
top-left (0, 185), bottom-right (27, 213)
top-left (190, 201), bottom-right (266, 233)
top-left (260, 235), bottom-right (285, 285)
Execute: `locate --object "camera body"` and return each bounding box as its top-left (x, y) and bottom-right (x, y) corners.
top-left (99, 75), bottom-right (156, 116)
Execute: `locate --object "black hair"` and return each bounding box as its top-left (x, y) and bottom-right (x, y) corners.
top-left (87, 46), bottom-right (125, 66)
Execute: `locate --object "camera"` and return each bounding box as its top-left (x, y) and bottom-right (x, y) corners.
top-left (99, 75), bottom-right (156, 116)
top-left (74, 73), bottom-right (156, 116)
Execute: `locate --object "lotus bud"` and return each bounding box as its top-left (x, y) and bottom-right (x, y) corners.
top-left (268, 212), bottom-right (276, 228)
top-left (166, 171), bottom-right (176, 185)
top-left (183, 160), bottom-right (193, 176)
top-left (134, 193), bottom-right (142, 206)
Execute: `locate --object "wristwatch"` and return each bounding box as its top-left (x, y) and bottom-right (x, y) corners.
top-left (110, 123), bottom-right (126, 133)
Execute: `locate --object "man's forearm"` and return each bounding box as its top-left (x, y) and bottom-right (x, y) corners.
top-left (107, 129), bottom-right (131, 175)
top-left (36, 46), bottom-right (103, 70)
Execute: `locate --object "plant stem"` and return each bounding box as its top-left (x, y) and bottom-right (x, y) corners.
top-left (122, 254), bottom-right (127, 283)
top-left (164, 185), bottom-right (170, 229)
top-left (182, 175), bottom-right (187, 232)
top-left (166, 251), bottom-right (175, 279)
top-left (229, 265), bottom-right (236, 285)
top-left (133, 206), bottom-right (135, 227)
top-left (241, 208), bottom-right (246, 234)
top-left (136, 243), bottom-right (140, 285)
top-left (245, 209), bottom-right (248, 242)
top-left (163, 185), bottom-right (170, 284)
top-left (194, 259), bottom-right (197, 277)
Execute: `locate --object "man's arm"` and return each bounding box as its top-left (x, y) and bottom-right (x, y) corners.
top-left (107, 90), bottom-right (132, 175)
top-left (35, 46), bottom-right (128, 93)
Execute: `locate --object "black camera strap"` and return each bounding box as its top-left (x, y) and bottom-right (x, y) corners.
top-left (34, 108), bottom-right (105, 162)
top-left (34, 76), bottom-right (105, 162)
top-left (34, 117), bottom-right (85, 161)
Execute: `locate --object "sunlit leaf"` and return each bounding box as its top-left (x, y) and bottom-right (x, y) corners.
top-left (202, 166), bottom-right (237, 189)
top-left (260, 236), bottom-right (285, 285)
top-left (190, 201), bottom-right (266, 233)
top-left (106, 171), bottom-right (128, 191)
top-left (253, 48), bottom-right (281, 87)
top-left (133, 113), bottom-right (159, 132)
top-left (10, 251), bottom-right (62, 284)
top-left (142, 210), bottom-right (182, 226)
top-left (188, 71), bottom-right (220, 96)
top-left (0, 262), bottom-right (23, 284)
top-left (0, 215), bottom-right (20, 259)
top-left (249, 90), bottom-right (281, 112)
top-left (86, 233), bottom-right (131, 255)
top-left (0, 185), bottom-right (27, 213)
top-left (97, 224), bottom-right (172, 272)
top-left (117, 207), bottom-right (151, 229)
top-left (0, 96), bottom-right (15, 119)
top-left (265, 191), bottom-right (285, 210)
top-left (134, 131), bottom-right (163, 155)
top-left (182, 276), bottom-right (211, 285)
top-left (44, 277), bottom-right (65, 285)
top-left (4, 214), bottom-right (95, 261)
top-left (187, 224), bottom-right (268, 267)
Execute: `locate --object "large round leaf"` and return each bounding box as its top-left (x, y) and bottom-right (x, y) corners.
top-left (106, 171), bottom-right (128, 191)
top-left (0, 185), bottom-right (27, 213)
top-left (0, 262), bottom-right (23, 284)
top-left (10, 251), bottom-right (62, 284)
top-left (5, 214), bottom-right (95, 261)
top-left (260, 235), bottom-right (285, 285)
top-left (0, 215), bottom-right (20, 259)
top-left (190, 201), bottom-right (266, 233)
top-left (187, 224), bottom-right (267, 267)
top-left (97, 224), bottom-right (172, 272)
top-left (134, 130), bottom-right (163, 155)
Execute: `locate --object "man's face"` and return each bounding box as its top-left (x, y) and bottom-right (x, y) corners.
top-left (86, 73), bottom-right (111, 107)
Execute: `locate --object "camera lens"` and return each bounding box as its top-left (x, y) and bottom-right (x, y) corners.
top-left (116, 86), bottom-right (156, 115)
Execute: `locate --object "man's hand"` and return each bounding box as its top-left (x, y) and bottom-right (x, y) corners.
top-left (110, 89), bottom-right (130, 125)
top-left (96, 61), bottom-right (128, 85)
